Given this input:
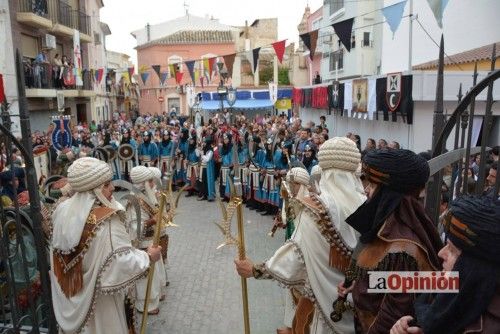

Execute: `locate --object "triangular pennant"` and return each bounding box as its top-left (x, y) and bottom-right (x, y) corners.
top-left (185, 60), bottom-right (196, 83)
top-left (332, 18), bottom-right (354, 52)
top-left (272, 40), bottom-right (287, 64)
top-left (382, 0), bottom-right (408, 36)
top-left (94, 69), bottom-right (99, 82)
top-left (223, 54), bottom-right (236, 78)
top-left (300, 30), bottom-right (318, 60)
top-left (152, 65), bottom-right (161, 79)
top-left (169, 64), bottom-right (177, 78)
top-left (140, 72), bottom-right (150, 85)
top-left (160, 71), bottom-right (169, 85)
top-left (252, 47), bottom-right (261, 73)
top-left (426, 0), bottom-right (449, 28)
top-left (203, 58), bottom-right (210, 74)
top-left (127, 67), bottom-right (134, 83)
top-left (194, 69), bottom-right (200, 85)
top-left (139, 65), bottom-right (148, 73)
top-left (175, 72), bottom-right (183, 84)
top-left (208, 57), bottom-right (216, 79)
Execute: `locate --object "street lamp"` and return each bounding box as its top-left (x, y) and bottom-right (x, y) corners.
top-left (227, 86), bottom-right (237, 124)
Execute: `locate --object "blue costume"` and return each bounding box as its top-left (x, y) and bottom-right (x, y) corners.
top-left (139, 134), bottom-right (159, 167)
top-left (174, 131), bottom-right (189, 185)
top-left (219, 139), bottom-right (233, 199)
top-left (186, 140), bottom-right (200, 193)
top-left (238, 144), bottom-right (249, 198)
top-left (159, 136), bottom-right (174, 176)
top-left (197, 142), bottom-right (215, 201)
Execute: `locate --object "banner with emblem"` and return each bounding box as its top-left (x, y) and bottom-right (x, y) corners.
top-left (328, 81), bottom-right (345, 113)
top-left (386, 72), bottom-right (402, 112)
top-left (51, 115), bottom-right (72, 151)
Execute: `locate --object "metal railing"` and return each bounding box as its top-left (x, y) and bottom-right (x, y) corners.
top-left (23, 60), bottom-right (94, 91)
top-left (75, 10), bottom-right (91, 36)
top-left (18, 0), bottom-right (49, 18)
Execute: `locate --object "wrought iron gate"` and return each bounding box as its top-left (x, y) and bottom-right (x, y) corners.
top-left (426, 38), bottom-right (500, 223)
top-left (0, 51), bottom-right (56, 333)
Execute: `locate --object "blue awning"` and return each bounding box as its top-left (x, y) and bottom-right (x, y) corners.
top-left (200, 99), bottom-right (274, 111)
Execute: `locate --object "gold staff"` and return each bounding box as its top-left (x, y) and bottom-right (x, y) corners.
top-left (140, 172), bottom-right (186, 333)
top-left (215, 143), bottom-right (251, 334)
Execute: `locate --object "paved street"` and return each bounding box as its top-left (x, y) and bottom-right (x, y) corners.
top-left (140, 194), bottom-right (287, 334)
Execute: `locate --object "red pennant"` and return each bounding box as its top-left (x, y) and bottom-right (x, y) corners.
top-left (208, 57), bottom-right (216, 79)
top-left (97, 69), bottom-right (104, 84)
top-left (175, 72), bottom-right (183, 84)
top-left (272, 40), bottom-right (287, 64)
top-left (0, 74), bottom-right (5, 104)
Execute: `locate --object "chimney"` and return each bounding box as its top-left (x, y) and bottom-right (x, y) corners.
top-left (146, 23), bottom-right (151, 42)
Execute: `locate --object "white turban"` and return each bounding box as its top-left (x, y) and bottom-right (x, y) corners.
top-left (148, 167), bottom-right (162, 181)
top-left (286, 167), bottom-right (310, 186)
top-left (317, 137), bottom-right (360, 172)
top-left (67, 157), bottom-right (113, 192)
top-left (130, 166), bottom-right (154, 185)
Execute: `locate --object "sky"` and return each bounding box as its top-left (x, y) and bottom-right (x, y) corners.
top-left (101, 0), bottom-right (323, 66)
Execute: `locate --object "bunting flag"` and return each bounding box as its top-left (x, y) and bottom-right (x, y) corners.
top-left (97, 68), bottom-right (104, 84)
top-left (299, 30), bottom-right (318, 60)
top-left (272, 40), bottom-right (287, 64)
top-left (169, 64), bottom-right (177, 78)
top-left (185, 60), bottom-right (196, 83)
top-left (175, 71), bottom-right (183, 84)
top-left (427, 0), bottom-right (449, 28)
top-left (127, 67), bottom-right (134, 83)
top-left (152, 65), bottom-right (161, 79)
top-left (140, 72), bottom-right (150, 85)
top-left (332, 18), bottom-right (354, 52)
top-left (93, 69), bottom-right (98, 82)
top-left (252, 48), bottom-right (260, 73)
top-left (160, 71), bottom-right (169, 85)
top-left (223, 54), bottom-right (236, 78)
top-left (382, 0), bottom-right (408, 36)
top-left (194, 69), bottom-right (200, 85)
top-left (208, 57), bottom-right (216, 79)
top-left (0, 74), bottom-right (5, 104)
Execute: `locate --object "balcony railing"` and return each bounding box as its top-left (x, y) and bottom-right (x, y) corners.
top-left (23, 60), bottom-right (92, 91)
top-left (18, 0), bottom-right (49, 17)
top-left (76, 10), bottom-right (91, 36)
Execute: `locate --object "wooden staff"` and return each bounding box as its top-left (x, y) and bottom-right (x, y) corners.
top-left (139, 192), bottom-right (167, 334)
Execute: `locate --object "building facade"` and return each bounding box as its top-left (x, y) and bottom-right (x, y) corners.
top-left (132, 14), bottom-right (239, 116)
top-left (4, 0), bottom-right (110, 133)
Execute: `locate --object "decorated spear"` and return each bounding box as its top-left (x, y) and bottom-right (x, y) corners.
top-left (215, 143), bottom-right (251, 334)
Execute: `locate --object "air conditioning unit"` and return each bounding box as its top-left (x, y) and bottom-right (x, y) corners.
top-left (42, 34), bottom-right (56, 50)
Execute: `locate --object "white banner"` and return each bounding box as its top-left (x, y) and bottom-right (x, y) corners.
top-left (186, 85), bottom-right (196, 108)
top-left (269, 82), bottom-right (278, 104)
top-left (73, 29), bottom-right (83, 86)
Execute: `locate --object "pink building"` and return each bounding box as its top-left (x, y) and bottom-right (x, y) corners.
top-left (307, 6), bottom-right (323, 85)
top-left (132, 15), bottom-right (238, 116)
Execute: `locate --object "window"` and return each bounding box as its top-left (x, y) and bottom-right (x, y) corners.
top-left (351, 34), bottom-right (356, 49)
top-left (329, 50), bottom-right (343, 71)
top-left (328, 0), bottom-right (344, 15)
top-left (94, 32), bottom-right (101, 45)
top-left (363, 32), bottom-right (371, 47)
top-left (21, 34), bottom-right (39, 59)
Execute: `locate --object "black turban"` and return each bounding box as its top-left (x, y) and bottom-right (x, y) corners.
top-left (363, 149), bottom-right (429, 194)
top-left (444, 195), bottom-right (500, 266)
top-left (416, 195), bottom-right (500, 334)
top-left (347, 149), bottom-right (433, 244)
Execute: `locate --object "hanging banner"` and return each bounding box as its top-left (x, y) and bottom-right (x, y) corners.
top-left (352, 78), bottom-right (368, 113)
top-left (252, 47), bottom-right (261, 74)
top-left (186, 85), bottom-right (196, 108)
top-left (275, 99), bottom-right (291, 110)
top-left (73, 30), bottom-right (83, 86)
top-left (328, 81), bottom-right (345, 113)
top-left (208, 57), bottom-right (216, 79)
top-left (299, 30), bottom-right (318, 60)
top-left (269, 82), bottom-right (278, 104)
top-left (128, 67), bottom-right (134, 83)
top-left (382, 0), bottom-right (408, 36)
top-left (272, 40), bottom-right (287, 64)
top-left (51, 115), bottom-right (72, 151)
top-left (0, 74), bottom-right (5, 103)
top-left (185, 60), bottom-right (196, 83)
top-left (223, 54), bottom-right (236, 78)
top-left (386, 72), bottom-right (402, 112)
top-left (140, 72), bottom-right (150, 85)
top-left (376, 75), bottom-right (414, 124)
top-left (332, 18), bottom-right (354, 52)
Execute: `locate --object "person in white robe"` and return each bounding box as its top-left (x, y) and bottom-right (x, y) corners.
top-left (235, 137), bottom-right (366, 334)
top-left (127, 166), bottom-right (167, 314)
top-left (50, 157), bottom-right (162, 334)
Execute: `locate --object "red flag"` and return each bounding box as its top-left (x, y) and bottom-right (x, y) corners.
top-left (175, 71), bottom-right (183, 84)
top-left (272, 40), bottom-right (287, 64)
top-left (208, 57), bottom-right (216, 79)
top-left (0, 74), bottom-right (5, 104)
top-left (97, 69), bottom-right (104, 84)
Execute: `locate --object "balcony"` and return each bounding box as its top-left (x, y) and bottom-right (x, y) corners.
top-left (17, 0), bottom-right (53, 29)
top-left (23, 61), bottom-right (94, 98)
top-left (42, 0), bottom-right (92, 42)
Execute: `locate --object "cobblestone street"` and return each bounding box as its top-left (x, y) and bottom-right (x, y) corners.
top-left (142, 195), bottom-right (286, 334)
